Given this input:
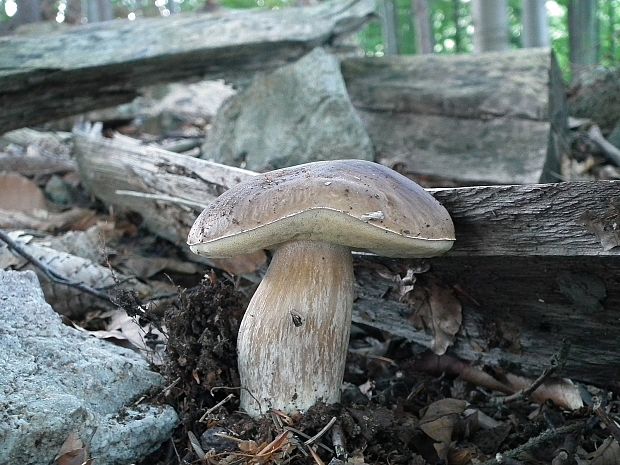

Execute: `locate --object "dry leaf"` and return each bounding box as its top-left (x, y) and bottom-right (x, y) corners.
top-left (0, 172), bottom-right (47, 213)
top-left (419, 398), bottom-right (468, 462)
top-left (120, 255), bottom-right (201, 279)
top-left (211, 250), bottom-right (267, 276)
top-left (54, 432), bottom-right (90, 465)
top-left (0, 206), bottom-right (96, 231)
top-left (589, 437), bottom-right (620, 465)
top-left (73, 309), bottom-right (167, 365)
top-left (409, 283), bottom-right (462, 355)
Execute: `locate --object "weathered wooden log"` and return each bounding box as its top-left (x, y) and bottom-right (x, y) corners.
top-left (74, 132), bottom-right (620, 386)
top-left (342, 48), bottom-right (570, 185)
top-left (0, 0), bottom-right (374, 133)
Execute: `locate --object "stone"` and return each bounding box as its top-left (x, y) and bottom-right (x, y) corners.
top-left (0, 270), bottom-right (178, 465)
top-left (202, 47), bottom-right (374, 171)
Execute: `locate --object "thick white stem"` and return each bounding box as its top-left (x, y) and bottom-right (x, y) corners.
top-left (238, 240), bottom-right (354, 417)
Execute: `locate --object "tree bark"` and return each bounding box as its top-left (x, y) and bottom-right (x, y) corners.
top-left (413, 0), bottom-right (433, 54)
top-left (0, 0), bottom-right (374, 133)
top-left (452, 0), bottom-right (463, 52)
top-left (522, 0), bottom-right (549, 47)
top-left (568, 0), bottom-right (598, 81)
top-left (380, 0), bottom-right (399, 55)
top-left (14, 0), bottom-right (43, 26)
top-left (472, 0), bottom-right (509, 52)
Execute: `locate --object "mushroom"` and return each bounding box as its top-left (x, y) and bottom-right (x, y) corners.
top-left (187, 160), bottom-right (455, 417)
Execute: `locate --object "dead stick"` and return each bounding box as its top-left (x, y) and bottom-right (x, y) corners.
top-left (0, 229), bottom-right (111, 302)
top-left (593, 400), bottom-right (620, 443)
top-left (480, 422), bottom-right (584, 465)
top-left (496, 341), bottom-right (570, 404)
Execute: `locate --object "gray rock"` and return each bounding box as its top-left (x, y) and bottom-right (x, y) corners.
top-left (608, 123), bottom-right (620, 150)
top-left (0, 270), bottom-right (178, 465)
top-left (202, 47), bottom-right (374, 171)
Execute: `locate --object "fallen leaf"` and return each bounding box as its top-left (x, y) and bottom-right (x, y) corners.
top-left (419, 398), bottom-right (469, 462)
top-left (588, 437), bottom-right (620, 465)
top-left (0, 172), bottom-right (47, 213)
top-left (73, 309), bottom-right (167, 365)
top-left (211, 250), bottom-right (267, 276)
top-left (0, 207), bottom-right (96, 231)
top-left (54, 432), bottom-right (90, 465)
top-left (409, 283), bottom-right (462, 355)
top-left (120, 255), bottom-right (201, 279)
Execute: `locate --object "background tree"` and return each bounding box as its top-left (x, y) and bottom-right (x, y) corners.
top-left (413, 0), bottom-right (433, 53)
top-left (568, 0), bottom-right (598, 80)
top-left (522, 0), bottom-right (549, 47)
top-left (472, 0), bottom-right (510, 52)
top-left (381, 0), bottom-right (399, 55)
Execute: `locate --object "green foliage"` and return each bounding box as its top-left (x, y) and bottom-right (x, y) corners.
top-left (1, 0), bottom-right (618, 76)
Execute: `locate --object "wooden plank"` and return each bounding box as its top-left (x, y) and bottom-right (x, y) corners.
top-left (0, 0), bottom-right (374, 133)
top-left (342, 48), bottom-right (569, 185)
top-left (354, 255), bottom-right (620, 388)
top-left (434, 182), bottom-right (620, 257)
top-left (74, 131), bottom-right (620, 258)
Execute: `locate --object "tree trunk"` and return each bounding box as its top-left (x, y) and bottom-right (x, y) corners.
top-left (413, 0), bottom-right (433, 54)
top-left (14, 0), bottom-right (42, 26)
top-left (82, 0), bottom-right (113, 22)
top-left (568, 0), bottom-right (598, 81)
top-left (472, 0), bottom-right (509, 52)
top-left (380, 0), bottom-right (399, 55)
top-left (452, 0), bottom-right (463, 52)
top-left (522, 0), bottom-right (549, 47)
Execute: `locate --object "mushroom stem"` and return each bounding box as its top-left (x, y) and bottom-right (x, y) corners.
top-left (238, 240), bottom-right (354, 417)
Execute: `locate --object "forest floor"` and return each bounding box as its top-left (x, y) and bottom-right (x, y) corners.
top-left (130, 275), bottom-right (619, 465)
top-left (2, 81), bottom-right (620, 465)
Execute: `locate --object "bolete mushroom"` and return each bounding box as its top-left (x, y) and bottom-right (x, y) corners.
top-left (187, 160), bottom-right (454, 417)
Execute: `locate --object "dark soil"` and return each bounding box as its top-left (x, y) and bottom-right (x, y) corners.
top-left (138, 273), bottom-right (617, 465)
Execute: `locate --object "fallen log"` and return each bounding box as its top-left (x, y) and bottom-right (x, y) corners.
top-left (0, 0), bottom-right (374, 133)
top-left (74, 132), bottom-right (620, 387)
top-left (342, 48), bottom-right (570, 185)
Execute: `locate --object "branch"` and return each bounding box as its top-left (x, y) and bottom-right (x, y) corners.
top-left (0, 229), bottom-right (111, 303)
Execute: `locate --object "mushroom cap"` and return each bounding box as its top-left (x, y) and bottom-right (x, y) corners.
top-left (188, 160), bottom-right (455, 258)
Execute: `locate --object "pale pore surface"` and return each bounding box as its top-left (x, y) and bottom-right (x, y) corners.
top-left (188, 160), bottom-right (455, 258)
top-left (238, 241), bottom-right (353, 416)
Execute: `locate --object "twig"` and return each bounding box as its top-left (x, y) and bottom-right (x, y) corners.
top-left (496, 341), bottom-right (570, 404)
top-left (284, 427), bottom-right (334, 455)
top-left (188, 431), bottom-right (205, 459)
top-left (210, 386), bottom-right (263, 415)
top-left (331, 422), bottom-right (347, 460)
top-left (304, 417), bottom-right (337, 446)
top-left (479, 422), bottom-right (584, 465)
top-left (0, 229), bottom-right (111, 302)
top-left (593, 399), bottom-right (620, 443)
top-left (199, 393), bottom-right (235, 422)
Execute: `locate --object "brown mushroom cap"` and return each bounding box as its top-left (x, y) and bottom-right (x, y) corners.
top-left (188, 160), bottom-right (455, 258)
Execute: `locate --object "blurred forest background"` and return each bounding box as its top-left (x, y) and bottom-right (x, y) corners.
top-left (0, 0), bottom-right (617, 81)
